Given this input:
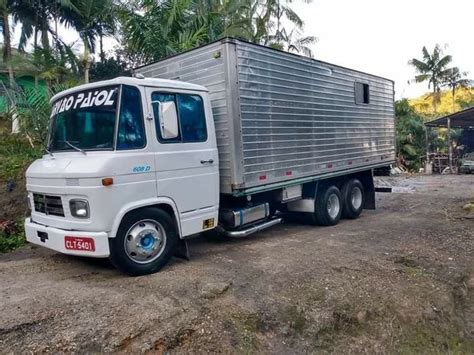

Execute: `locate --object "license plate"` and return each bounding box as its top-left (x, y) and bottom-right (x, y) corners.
top-left (64, 236), bottom-right (95, 252)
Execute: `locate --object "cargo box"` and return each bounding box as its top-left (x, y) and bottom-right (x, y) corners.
top-left (136, 38), bottom-right (395, 195)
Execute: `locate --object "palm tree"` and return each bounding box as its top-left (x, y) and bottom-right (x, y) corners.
top-left (96, 11), bottom-right (115, 62)
top-left (0, 0), bottom-right (19, 133)
top-left (409, 44), bottom-right (452, 113)
top-left (197, 0), bottom-right (253, 40)
top-left (118, 0), bottom-right (253, 63)
top-left (269, 27), bottom-right (316, 57)
top-left (9, 0), bottom-right (78, 77)
top-left (442, 67), bottom-right (472, 113)
top-left (63, 0), bottom-right (115, 83)
top-left (12, 0), bottom-right (52, 53)
top-left (118, 0), bottom-right (314, 64)
top-left (0, 0), bottom-right (14, 85)
top-left (251, 0), bottom-right (312, 45)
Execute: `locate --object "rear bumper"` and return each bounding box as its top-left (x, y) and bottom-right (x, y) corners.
top-left (25, 218), bottom-right (110, 257)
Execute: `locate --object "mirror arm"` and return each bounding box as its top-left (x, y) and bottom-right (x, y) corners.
top-left (159, 105), bottom-right (165, 135)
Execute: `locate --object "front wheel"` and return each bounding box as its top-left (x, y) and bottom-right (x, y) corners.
top-left (109, 208), bottom-right (178, 276)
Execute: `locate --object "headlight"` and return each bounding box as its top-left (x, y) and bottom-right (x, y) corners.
top-left (70, 199), bottom-right (90, 218)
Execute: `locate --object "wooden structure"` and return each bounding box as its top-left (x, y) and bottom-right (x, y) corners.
top-left (425, 107), bottom-right (474, 173)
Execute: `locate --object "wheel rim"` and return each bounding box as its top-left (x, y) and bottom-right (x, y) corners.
top-left (123, 219), bottom-right (167, 264)
top-left (327, 193), bottom-right (340, 219)
top-left (351, 187), bottom-right (363, 210)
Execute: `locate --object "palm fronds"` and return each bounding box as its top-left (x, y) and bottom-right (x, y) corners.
top-left (409, 44), bottom-right (453, 112)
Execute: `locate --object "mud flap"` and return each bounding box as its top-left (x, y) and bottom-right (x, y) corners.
top-left (361, 170), bottom-right (376, 210)
top-left (174, 238), bottom-right (190, 260)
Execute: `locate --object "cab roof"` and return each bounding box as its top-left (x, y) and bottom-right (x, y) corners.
top-left (50, 76), bottom-right (208, 102)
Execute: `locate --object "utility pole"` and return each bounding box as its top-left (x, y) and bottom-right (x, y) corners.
top-left (425, 126), bottom-right (430, 173)
top-left (447, 117), bottom-right (453, 173)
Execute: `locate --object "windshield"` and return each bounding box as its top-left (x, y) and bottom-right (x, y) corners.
top-left (49, 86), bottom-right (119, 152)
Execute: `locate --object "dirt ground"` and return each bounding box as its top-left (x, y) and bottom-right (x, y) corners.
top-left (0, 175), bottom-right (473, 353)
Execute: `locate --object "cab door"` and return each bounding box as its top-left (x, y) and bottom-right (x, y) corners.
top-left (145, 87), bottom-right (219, 237)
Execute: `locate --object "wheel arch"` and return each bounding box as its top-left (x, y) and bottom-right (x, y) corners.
top-left (110, 198), bottom-right (182, 239)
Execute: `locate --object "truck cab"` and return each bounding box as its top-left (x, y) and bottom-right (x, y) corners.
top-left (25, 77), bottom-right (220, 275)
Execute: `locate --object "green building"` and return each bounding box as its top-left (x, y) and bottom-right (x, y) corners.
top-left (0, 74), bottom-right (47, 113)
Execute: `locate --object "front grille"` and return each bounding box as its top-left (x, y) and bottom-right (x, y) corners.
top-left (33, 194), bottom-right (65, 217)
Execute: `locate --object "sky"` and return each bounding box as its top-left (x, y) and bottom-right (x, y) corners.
top-left (290, 0), bottom-right (474, 99)
top-left (11, 0), bottom-right (473, 100)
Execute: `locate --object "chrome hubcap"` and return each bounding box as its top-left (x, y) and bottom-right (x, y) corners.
top-left (327, 193), bottom-right (340, 219)
top-left (351, 187), bottom-right (363, 210)
top-left (124, 220), bottom-right (167, 264)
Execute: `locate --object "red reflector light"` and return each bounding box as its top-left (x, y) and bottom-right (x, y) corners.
top-left (327, 163), bottom-right (333, 168)
top-left (259, 175), bottom-right (267, 180)
top-left (285, 171), bottom-right (292, 176)
top-left (348, 161), bottom-right (353, 165)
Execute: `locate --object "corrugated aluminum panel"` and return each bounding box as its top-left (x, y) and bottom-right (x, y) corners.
top-left (234, 40), bottom-right (395, 190)
top-left (135, 41), bottom-right (240, 194)
top-left (135, 38), bottom-right (395, 196)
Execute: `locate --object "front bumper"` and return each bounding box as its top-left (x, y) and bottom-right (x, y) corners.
top-left (25, 218), bottom-right (110, 257)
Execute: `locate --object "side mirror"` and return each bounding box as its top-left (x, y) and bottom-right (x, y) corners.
top-left (152, 100), bottom-right (179, 139)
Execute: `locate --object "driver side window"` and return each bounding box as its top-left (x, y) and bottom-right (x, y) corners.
top-left (152, 92), bottom-right (207, 144)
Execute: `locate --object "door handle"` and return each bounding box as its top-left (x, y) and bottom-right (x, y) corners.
top-left (200, 159), bottom-right (214, 164)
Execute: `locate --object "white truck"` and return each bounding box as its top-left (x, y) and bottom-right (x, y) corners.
top-left (25, 38), bottom-right (395, 275)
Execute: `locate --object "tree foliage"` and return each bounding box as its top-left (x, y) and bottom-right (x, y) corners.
top-left (0, 0), bottom-right (316, 136)
top-left (395, 99), bottom-right (426, 170)
top-left (403, 91), bottom-right (467, 171)
top-left (2, 0), bottom-right (315, 81)
top-left (409, 87), bottom-right (474, 116)
top-left (6, 83), bottom-right (70, 143)
top-left (117, 0), bottom-right (315, 64)
top-left (409, 44), bottom-right (473, 116)
top-left (442, 67), bottom-right (472, 112)
top-left (90, 55), bottom-right (131, 81)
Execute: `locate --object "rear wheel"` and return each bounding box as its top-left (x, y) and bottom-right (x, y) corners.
top-left (314, 185), bottom-right (342, 226)
top-left (341, 179), bottom-right (364, 219)
top-left (109, 208), bottom-right (178, 276)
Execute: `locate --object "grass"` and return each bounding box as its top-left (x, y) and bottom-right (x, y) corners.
top-left (228, 312), bottom-right (264, 353)
top-left (280, 305), bottom-right (307, 335)
top-left (397, 322), bottom-right (474, 354)
top-left (0, 220), bottom-right (27, 253)
top-left (394, 256), bottom-right (426, 277)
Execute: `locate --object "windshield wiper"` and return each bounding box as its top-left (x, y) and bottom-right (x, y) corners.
top-left (63, 140), bottom-right (86, 155)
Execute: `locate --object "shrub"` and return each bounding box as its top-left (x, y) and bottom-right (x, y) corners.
top-left (0, 220), bottom-right (26, 253)
top-left (0, 134), bottom-right (42, 181)
top-left (395, 99), bottom-right (426, 171)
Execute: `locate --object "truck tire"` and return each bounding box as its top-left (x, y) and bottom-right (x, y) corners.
top-left (341, 179), bottom-right (364, 219)
top-left (314, 185), bottom-right (342, 226)
top-left (109, 208), bottom-right (178, 276)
